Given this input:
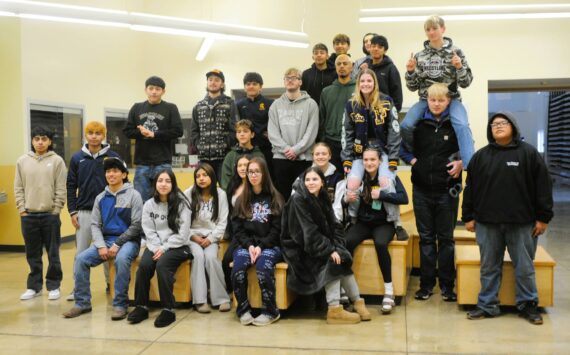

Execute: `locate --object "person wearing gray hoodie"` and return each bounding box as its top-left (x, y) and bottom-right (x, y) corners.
top-left (268, 67), bottom-right (319, 199)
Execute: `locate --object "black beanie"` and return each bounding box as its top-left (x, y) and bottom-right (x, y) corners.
top-left (103, 157), bottom-right (128, 174)
top-left (371, 35), bottom-right (389, 51)
top-left (243, 72), bottom-right (263, 85)
top-left (145, 76), bottom-right (166, 89)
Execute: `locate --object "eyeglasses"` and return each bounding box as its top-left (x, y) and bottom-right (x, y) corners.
top-left (284, 76), bottom-right (300, 81)
top-left (247, 170), bottom-right (262, 177)
top-left (491, 121), bottom-right (510, 128)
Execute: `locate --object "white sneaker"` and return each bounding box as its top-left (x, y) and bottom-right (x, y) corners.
top-left (20, 289), bottom-right (41, 300)
top-left (48, 288), bottom-right (61, 300)
top-left (66, 292), bottom-right (75, 301)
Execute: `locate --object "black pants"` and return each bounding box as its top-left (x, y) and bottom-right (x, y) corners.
top-left (222, 242), bottom-right (237, 293)
top-left (413, 186), bottom-right (458, 291)
top-left (325, 138), bottom-right (343, 174)
top-left (134, 246), bottom-right (191, 309)
top-left (346, 221), bottom-right (394, 283)
top-left (273, 159), bottom-right (311, 199)
top-left (21, 213), bottom-right (62, 291)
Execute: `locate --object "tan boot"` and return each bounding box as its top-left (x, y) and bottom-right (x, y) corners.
top-left (353, 299), bottom-right (371, 321)
top-left (326, 305), bottom-right (361, 325)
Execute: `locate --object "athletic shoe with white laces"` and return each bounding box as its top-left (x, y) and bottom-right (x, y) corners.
top-left (48, 288), bottom-right (61, 300)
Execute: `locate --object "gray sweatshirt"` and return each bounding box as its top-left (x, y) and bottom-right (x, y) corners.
top-left (183, 186), bottom-right (228, 244)
top-left (141, 197), bottom-right (191, 253)
top-left (268, 91), bottom-right (319, 161)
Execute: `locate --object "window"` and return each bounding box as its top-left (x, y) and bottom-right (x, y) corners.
top-left (105, 109), bottom-right (133, 167)
top-left (29, 103), bottom-right (83, 163)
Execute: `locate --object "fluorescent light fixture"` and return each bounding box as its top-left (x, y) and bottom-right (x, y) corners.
top-left (0, 0), bottom-right (309, 51)
top-left (195, 38), bottom-right (214, 61)
top-left (360, 3), bottom-right (570, 22)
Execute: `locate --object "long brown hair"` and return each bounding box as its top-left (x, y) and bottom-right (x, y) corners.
top-left (351, 68), bottom-right (383, 113)
top-left (234, 157), bottom-right (284, 219)
top-left (190, 163), bottom-right (219, 224)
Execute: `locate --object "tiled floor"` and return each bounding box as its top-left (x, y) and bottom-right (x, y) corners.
top-left (1, 190), bottom-right (569, 354)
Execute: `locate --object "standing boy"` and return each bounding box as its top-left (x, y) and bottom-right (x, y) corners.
top-left (123, 76), bottom-right (183, 202)
top-left (63, 157), bottom-right (142, 320)
top-left (66, 121), bottom-right (120, 300)
top-left (15, 126), bottom-right (67, 301)
top-left (191, 69), bottom-right (238, 179)
top-left (402, 15), bottom-right (474, 167)
top-left (365, 35), bottom-right (403, 112)
top-left (268, 67), bottom-right (319, 199)
top-left (301, 43), bottom-right (337, 106)
top-left (327, 34), bottom-right (351, 68)
top-left (463, 112), bottom-right (553, 325)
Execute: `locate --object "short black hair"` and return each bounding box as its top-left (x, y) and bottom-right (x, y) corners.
top-left (103, 157), bottom-right (129, 183)
top-left (30, 126), bottom-right (55, 152)
top-left (370, 35), bottom-right (389, 51)
top-left (145, 76), bottom-right (165, 89)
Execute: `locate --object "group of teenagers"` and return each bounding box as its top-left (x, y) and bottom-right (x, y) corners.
top-left (14, 14), bottom-right (554, 329)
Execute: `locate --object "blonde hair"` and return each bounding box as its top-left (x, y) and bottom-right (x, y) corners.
top-left (427, 83), bottom-right (450, 99)
top-left (283, 67), bottom-right (301, 78)
top-left (352, 68), bottom-right (382, 112)
top-left (424, 15), bottom-right (445, 30)
top-left (84, 121), bottom-right (107, 136)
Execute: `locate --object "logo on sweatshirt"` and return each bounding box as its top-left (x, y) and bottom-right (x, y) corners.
top-left (506, 161), bottom-right (519, 167)
top-left (259, 102), bottom-right (266, 111)
top-left (424, 57), bottom-right (444, 79)
top-left (251, 200), bottom-right (271, 223)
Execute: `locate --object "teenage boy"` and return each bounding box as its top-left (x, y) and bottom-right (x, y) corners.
top-left (464, 112), bottom-right (553, 325)
top-left (66, 121), bottom-right (120, 301)
top-left (352, 33), bottom-right (378, 79)
top-left (220, 119), bottom-right (265, 190)
top-left (123, 76), bottom-right (183, 202)
top-left (63, 157), bottom-right (142, 320)
top-left (190, 69), bottom-right (238, 179)
top-left (402, 15), bottom-right (474, 167)
top-left (327, 33), bottom-right (351, 68)
top-left (318, 54), bottom-right (355, 172)
top-left (301, 43), bottom-right (337, 105)
top-left (236, 72), bottom-right (274, 169)
top-left (268, 67), bottom-right (319, 199)
top-left (15, 126), bottom-right (67, 301)
top-left (400, 83), bottom-right (471, 302)
top-left (365, 35), bottom-right (403, 112)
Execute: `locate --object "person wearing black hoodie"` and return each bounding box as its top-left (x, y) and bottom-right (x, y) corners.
top-left (301, 43), bottom-right (337, 106)
top-left (364, 35), bottom-right (403, 112)
top-left (463, 112), bottom-right (553, 325)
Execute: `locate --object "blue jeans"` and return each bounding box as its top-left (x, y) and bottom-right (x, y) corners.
top-left (475, 222), bottom-right (538, 315)
top-left (401, 99), bottom-right (475, 167)
top-left (231, 246), bottom-right (282, 318)
top-left (134, 164), bottom-right (172, 202)
top-left (21, 213), bottom-right (62, 291)
top-left (74, 239), bottom-right (139, 310)
top-left (413, 186), bottom-right (458, 291)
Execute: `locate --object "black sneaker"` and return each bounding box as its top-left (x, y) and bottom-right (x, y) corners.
top-left (467, 307), bottom-right (495, 320)
top-left (395, 226), bottom-right (409, 241)
top-left (154, 309), bottom-right (176, 328)
top-left (519, 302), bottom-right (543, 325)
top-left (414, 289), bottom-right (433, 300)
top-left (441, 290), bottom-right (457, 302)
top-left (127, 306), bottom-right (149, 324)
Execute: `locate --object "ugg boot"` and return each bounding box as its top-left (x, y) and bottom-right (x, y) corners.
top-left (326, 305), bottom-right (361, 324)
top-left (353, 299), bottom-right (371, 321)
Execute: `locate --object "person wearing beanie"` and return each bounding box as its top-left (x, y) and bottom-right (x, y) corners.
top-left (123, 76), bottom-right (183, 202)
top-left (190, 69), bottom-right (238, 179)
top-left (15, 126), bottom-right (67, 301)
top-left (65, 121), bottom-right (121, 301)
top-left (301, 43), bottom-right (337, 106)
top-left (364, 35), bottom-right (403, 112)
top-left (63, 157), bottom-right (143, 320)
top-left (236, 72), bottom-right (274, 174)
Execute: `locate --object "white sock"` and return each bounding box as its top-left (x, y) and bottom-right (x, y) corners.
top-left (384, 282), bottom-right (394, 296)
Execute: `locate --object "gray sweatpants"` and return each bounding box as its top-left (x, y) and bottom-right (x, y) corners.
top-left (189, 241), bottom-right (230, 306)
top-left (325, 274), bottom-right (361, 306)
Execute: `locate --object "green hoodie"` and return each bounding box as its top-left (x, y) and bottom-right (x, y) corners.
top-left (318, 78), bottom-right (356, 142)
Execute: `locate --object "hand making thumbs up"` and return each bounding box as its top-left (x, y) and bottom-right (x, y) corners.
top-left (406, 52), bottom-right (417, 72)
top-left (451, 50), bottom-right (462, 69)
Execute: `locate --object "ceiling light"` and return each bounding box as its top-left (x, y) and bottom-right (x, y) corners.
top-left (195, 38), bottom-right (214, 61)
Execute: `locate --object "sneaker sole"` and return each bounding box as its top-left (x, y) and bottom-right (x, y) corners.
top-left (253, 314), bottom-right (281, 326)
top-left (519, 313), bottom-right (543, 325)
top-left (20, 292), bottom-right (42, 300)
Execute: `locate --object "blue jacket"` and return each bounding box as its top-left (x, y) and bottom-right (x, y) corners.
top-left (67, 144), bottom-right (120, 215)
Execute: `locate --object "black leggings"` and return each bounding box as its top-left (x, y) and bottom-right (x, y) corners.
top-left (345, 222), bottom-right (395, 283)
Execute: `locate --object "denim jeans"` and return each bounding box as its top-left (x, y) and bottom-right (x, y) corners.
top-left (413, 186), bottom-right (458, 291)
top-left (475, 222), bottom-right (538, 315)
top-left (231, 246), bottom-right (282, 318)
top-left (74, 239), bottom-right (139, 310)
top-left (134, 164), bottom-right (172, 202)
top-left (21, 213), bottom-right (62, 292)
top-left (401, 99), bottom-right (475, 167)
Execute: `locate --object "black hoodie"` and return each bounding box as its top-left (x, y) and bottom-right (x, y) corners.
top-left (301, 62), bottom-right (337, 105)
top-left (365, 55), bottom-right (403, 111)
top-left (462, 112), bottom-right (553, 225)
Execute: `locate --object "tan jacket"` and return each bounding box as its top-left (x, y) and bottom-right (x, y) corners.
top-left (14, 151), bottom-right (67, 214)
